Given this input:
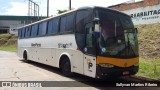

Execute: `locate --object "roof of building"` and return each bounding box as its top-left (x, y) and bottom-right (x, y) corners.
top-left (108, 0), bottom-right (144, 8)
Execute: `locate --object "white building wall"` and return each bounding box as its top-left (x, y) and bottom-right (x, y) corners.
top-left (123, 4), bottom-right (160, 25)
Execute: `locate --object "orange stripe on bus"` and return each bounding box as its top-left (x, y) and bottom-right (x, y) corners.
top-left (97, 56), bottom-right (139, 67)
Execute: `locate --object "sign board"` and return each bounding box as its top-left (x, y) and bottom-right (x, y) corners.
top-left (123, 4), bottom-right (160, 25)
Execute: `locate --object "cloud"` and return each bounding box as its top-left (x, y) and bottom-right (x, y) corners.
top-left (0, 0), bottom-right (142, 16)
top-left (39, 0), bottom-right (130, 16)
top-left (38, 0), bottom-right (69, 16)
top-left (3, 2), bottom-right (28, 16)
top-left (40, 0), bottom-right (144, 16)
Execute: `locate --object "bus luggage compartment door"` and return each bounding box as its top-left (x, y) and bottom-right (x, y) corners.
top-left (84, 54), bottom-right (96, 78)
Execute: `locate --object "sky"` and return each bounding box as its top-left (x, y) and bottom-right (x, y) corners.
top-left (0, 0), bottom-right (143, 16)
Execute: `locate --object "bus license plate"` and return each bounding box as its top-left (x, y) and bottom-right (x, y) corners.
top-left (123, 71), bottom-right (129, 75)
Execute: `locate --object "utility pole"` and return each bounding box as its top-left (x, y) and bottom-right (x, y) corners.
top-left (28, 0), bottom-right (39, 17)
top-left (69, 0), bottom-right (71, 10)
top-left (47, 0), bottom-right (49, 17)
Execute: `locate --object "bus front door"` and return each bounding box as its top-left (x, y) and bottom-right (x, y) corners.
top-left (83, 23), bottom-right (96, 78)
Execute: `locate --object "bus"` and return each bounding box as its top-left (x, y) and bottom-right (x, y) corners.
top-left (17, 6), bottom-right (139, 79)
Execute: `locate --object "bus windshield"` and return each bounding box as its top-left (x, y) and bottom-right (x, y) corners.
top-left (97, 9), bottom-right (138, 58)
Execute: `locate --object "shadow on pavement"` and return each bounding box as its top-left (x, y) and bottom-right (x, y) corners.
top-left (19, 59), bottom-right (159, 90)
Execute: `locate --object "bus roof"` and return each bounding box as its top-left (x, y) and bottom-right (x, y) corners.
top-left (19, 6), bottom-right (129, 29)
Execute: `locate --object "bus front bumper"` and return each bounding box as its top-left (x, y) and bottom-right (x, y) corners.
top-left (96, 65), bottom-right (139, 79)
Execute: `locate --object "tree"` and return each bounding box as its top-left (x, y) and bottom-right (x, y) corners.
top-left (57, 10), bottom-right (68, 14)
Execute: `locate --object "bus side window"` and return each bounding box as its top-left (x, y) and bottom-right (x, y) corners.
top-left (28, 26), bottom-right (31, 38)
top-left (66, 13), bottom-right (75, 32)
top-left (25, 27), bottom-right (28, 38)
top-left (47, 20), bottom-right (53, 34)
top-left (18, 29), bottom-right (21, 38)
top-left (25, 27), bottom-right (31, 38)
top-left (60, 16), bottom-right (67, 33)
top-left (52, 18), bottom-right (59, 34)
top-left (86, 27), bottom-right (94, 47)
top-left (38, 22), bottom-right (47, 36)
top-left (75, 10), bottom-right (92, 51)
top-left (84, 23), bottom-right (96, 55)
top-left (47, 17), bottom-right (59, 34)
top-left (23, 28), bottom-right (26, 38)
top-left (31, 24), bottom-right (38, 37)
top-left (21, 28), bottom-right (24, 38)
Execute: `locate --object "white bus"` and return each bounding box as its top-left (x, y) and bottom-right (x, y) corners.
top-left (17, 6), bottom-right (139, 79)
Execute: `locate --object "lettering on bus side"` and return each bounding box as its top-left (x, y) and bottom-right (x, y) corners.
top-left (31, 43), bottom-right (41, 47)
top-left (58, 43), bottom-right (72, 48)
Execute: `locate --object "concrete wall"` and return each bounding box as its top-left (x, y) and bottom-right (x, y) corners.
top-left (110, 0), bottom-right (160, 25)
top-left (0, 20), bottom-right (21, 27)
top-left (123, 4), bottom-right (160, 25)
top-left (111, 0), bottom-right (160, 11)
top-left (0, 20), bottom-right (22, 34)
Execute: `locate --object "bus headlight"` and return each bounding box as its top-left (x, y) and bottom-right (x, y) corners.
top-left (99, 63), bottom-right (114, 68)
top-left (134, 62), bottom-right (139, 66)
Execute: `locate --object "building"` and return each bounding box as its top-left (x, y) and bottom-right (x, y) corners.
top-left (0, 16), bottom-right (46, 35)
top-left (109, 0), bottom-right (160, 25)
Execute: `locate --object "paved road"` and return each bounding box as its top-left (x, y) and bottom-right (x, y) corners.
top-left (0, 50), bottom-right (159, 90)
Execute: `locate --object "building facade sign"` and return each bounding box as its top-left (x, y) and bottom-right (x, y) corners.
top-left (123, 4), bottom-right (160, 25)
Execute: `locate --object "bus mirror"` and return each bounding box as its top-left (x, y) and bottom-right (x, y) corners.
top-left (93, 18), bottom-right (100, 24)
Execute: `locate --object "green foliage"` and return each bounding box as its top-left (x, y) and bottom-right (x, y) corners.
top-left (57, 10), bottom-right (68, 14)
top-left (0, 46), bottom-right (16, 52)
top-left (137, 59), bottom-right (160, 80)
top-left (0, 34), bottom-right (17, 52)
top-left (0, 34), bottom-right (14, 45)
top-left (136, 23), bottom-right (160, 59)
top-left (0, 34), bottom-right (13, 39)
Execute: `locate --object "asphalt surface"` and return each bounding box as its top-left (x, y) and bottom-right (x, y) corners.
top-left (0, 50), bottom-right (159, 90)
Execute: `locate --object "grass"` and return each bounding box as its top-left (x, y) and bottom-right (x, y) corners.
top-left (136, 23), bottom-right (160, 59)
top-left (137, 58), bottom-right (160, 80)
top-left (0, 34), bottom-right (13, 38)
top-left (0, 46), bottom-right (17, 52)
top-left (0, 34), bottom-right (17, 52)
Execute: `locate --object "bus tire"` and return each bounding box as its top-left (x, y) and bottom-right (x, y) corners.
top-left (61, 58), bottom-right (73, 77)
top-left (23, 51), bottom-right (29, 62)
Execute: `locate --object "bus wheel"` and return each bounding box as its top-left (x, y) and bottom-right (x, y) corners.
top-left (62, 58), bottom-right (73, 77)
top-left (23, 51), bottom-right (29, 62)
